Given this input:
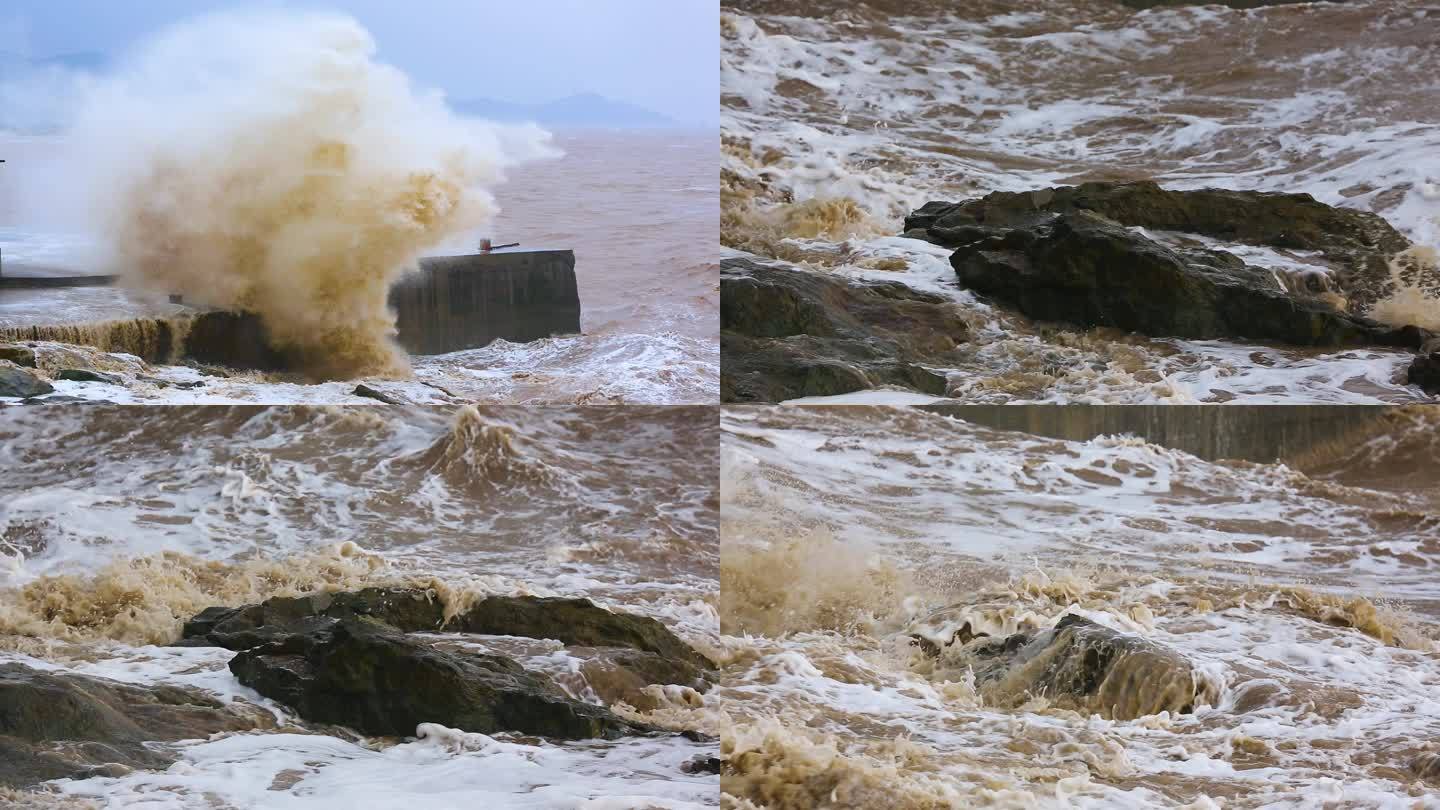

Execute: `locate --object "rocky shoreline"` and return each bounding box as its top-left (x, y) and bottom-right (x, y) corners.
top-left (721, 182), bottom-right (1439, 401)
top-left (0, 588), bottom-right (716, 795)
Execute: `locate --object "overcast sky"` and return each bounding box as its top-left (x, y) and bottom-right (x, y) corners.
top-left (0, 0), bottom-right (717, 126)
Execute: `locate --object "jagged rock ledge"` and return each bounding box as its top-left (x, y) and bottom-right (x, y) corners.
top-left (0, 663), bottom-right (266, 789)
top-left (720, 256), bottom-right (968, 402)
top-left (903, 181), bottom-right (1430, 351)
top-left (0, 589), bottom-right (716, 793)
top-left (177, 588), bottom-right (716, 741)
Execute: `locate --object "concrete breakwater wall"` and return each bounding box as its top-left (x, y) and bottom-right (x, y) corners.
top-left (392, 250), bottom-right (580, 355)
top-left (0, 249), bottom-right (580, 370)
top-left (920, 404), bottom-right (1392, 463)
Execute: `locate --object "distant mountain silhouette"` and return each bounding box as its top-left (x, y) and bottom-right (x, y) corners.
top-left (450, 92), bottom-right (677, 128)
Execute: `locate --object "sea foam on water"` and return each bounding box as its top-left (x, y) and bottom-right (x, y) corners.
top-left (55, 10), bottom-right (558, 379)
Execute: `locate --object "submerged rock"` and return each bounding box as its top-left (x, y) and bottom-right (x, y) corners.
top-left (1408, 353), bottom-right (1440, 396)
top-left (721, 257), bottom-right (965, 401)
top-left (229, 616), bottom-right (633, 740)
top-left (905, 182), bottom-right (1427, 348)
top-left (914, 613), bottom-right (1211, 721)
top-left (0, 663), bottom-right (261, 789)
top-left (353, 383), bottom-right (403, 404)
top-left (0, 364), bottom-right (54, 399)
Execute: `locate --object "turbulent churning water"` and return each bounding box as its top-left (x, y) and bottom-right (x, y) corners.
top-left (718, 405), bottom-right (1440, 807)
top-left (0, 128), bottom-right (717, 405)
top-left (0, 405), bottom-right (719, 807)
top-left (721, 0), bottom-right (1440, 403)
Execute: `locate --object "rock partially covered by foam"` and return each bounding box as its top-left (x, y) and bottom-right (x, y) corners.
top-left (915, 613), bottom-right (1213, 721)
top-left (228, 616), bottom-right (633, 740)
top-left (179, 589), bottom-right (715, 740)
top-left (721, 256), bottom-right (965, 401)
top-left (0, 662), bottom-right (264, 789)
top-left (905, 182), bottom-right (1430, 348)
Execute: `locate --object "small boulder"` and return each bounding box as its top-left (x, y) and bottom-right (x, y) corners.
top-left (681, 755), bottom-right (723, 775)
top-left (353, 384), bottom-right (402, 404)
top-left (56, 368), bottom-right (124, 385)
top-left (914, 613), bottom-right (1212, 721)
top-left (0, 365), bottom-right (53, 399)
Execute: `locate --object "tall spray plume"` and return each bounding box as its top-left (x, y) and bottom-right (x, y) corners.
top-left (62, 11), bottom-right (558, 378)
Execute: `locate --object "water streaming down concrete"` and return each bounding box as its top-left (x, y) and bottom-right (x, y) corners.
top-left (392, 249), bottom-right (580, 355)
top-left (920, 404), bottom-right (1391, 463)
top-left (0, 248), bottom-right (581, 370)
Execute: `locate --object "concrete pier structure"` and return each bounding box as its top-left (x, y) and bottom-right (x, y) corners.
top-left (394, 249), bottom-right (580, 355)
top-left (920, 404), bottom-right (1389, 463)
top-left (0, 248), bottom-right (581, 369)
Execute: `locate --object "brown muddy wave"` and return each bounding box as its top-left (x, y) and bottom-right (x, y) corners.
top-left (398, 405), bottom-right (573, 494)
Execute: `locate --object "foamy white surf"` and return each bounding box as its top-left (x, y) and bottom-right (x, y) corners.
top-left (0, 405), bottom-right (719, 806)
top-left (718, 405), bottom-right (1440, 807)
top-left (722, 1), bottom-right (1440, 404)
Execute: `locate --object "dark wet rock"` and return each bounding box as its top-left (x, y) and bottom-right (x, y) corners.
top-left (0, 344), bottom-right (36, 368)
top-left (0, 365), bottom-right (53, 398)
top-left (904, 183), bottom-right (1426, 347)
top-left (181, 589), bottom-right (713, 672)
top-left (1407, 353), bottom-right (1440, 396)
top-left (681, 754), bottom-right (723, 775)
top-left (353, 383), bottom-right (403, 404)
top-left (917, 614), bottom-right (1209, 721)
top-left (55, 368), bottom-right (123, 385)
top-left (720, 256), bottom-right (965, 402)
top-left (180, 589), bottom-right (715, 738)
top-left (229, 616), bottom-right (633, 740)
top-left (180, 588), bottom-right (448, 650)
top-left (18, 395), bottom-right (106, 405)
top-left (0, 662), bottom-right (261, 789)
top-left (450, 596), bottom-right (715, 671)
